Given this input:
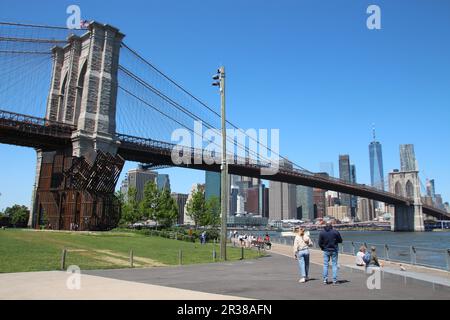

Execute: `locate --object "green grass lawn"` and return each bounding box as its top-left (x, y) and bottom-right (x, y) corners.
top-left (0, 229), bottom-right (262, 273)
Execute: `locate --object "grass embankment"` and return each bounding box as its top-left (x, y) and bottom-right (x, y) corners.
top-left (0, 229), bottom-right (262, 273)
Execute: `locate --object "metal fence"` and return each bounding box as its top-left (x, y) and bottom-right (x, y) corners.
top-left (270, 236), bottom-right (450, 271)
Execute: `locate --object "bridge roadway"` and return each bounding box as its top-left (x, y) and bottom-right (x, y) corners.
top-left (0, 109), bottom-right (448, 219)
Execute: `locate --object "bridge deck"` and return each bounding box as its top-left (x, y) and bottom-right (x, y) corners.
top-left (0, 109), bottom-right (448, 219)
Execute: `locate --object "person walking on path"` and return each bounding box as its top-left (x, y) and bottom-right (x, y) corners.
top-left (318, 222), bottom-right (343, 285)
top-left (293, 227), bottom-right (313, 283)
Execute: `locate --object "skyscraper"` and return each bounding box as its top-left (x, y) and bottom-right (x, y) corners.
top-left (268, 159), bottom-right (297, 220)
top-left (171, 192), bottom-right (188, 225)
top-left (350, 164), bottom-right (357, 184)
top-left (426, 179), bottom-right (436, 200)
top-left (205, 171), bottom-right (221, 201)
top-left (246, 187), bottom-right (260, 214)
top-left (230, 186), bottom-right (239, 216)
top-left (435, 194), bottom-right (445, 211)
top-left (369, 128), bottom-right (385, 190)
top-left (156, 174), bottom-right (171, 191)
top-left (357, 198), bottom-right (375, 222)
top-left (120, 177), bottom-right (129, 198)
top-left (296, 186), bottom-right (314, 221)
top-left (339, 155), bottom-right (351, 183)
top-left (122, 167), bottom-right (157, 202)
top-left (230, 175), bottom-right (241, 188)
top-left (263, 188), bottom-right (270, 218)
top-left (338, 155), bottom-right (351, 217)
top-left (258, 183), bottom-right (266, 216)
top-left (400, 144), bottom-right (417, 172)
top-left (313, 172), bottom-right (329, 219)
top-left (350, 164), bottom-right (358, 218)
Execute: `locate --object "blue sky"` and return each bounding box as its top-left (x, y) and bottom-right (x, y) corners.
top-left (0, 0), bottom-right (449, 210)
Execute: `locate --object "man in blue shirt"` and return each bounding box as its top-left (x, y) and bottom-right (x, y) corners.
top-left (318, 222), bottom-right (343, 285)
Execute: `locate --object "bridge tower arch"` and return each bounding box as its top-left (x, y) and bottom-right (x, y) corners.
top-left (46, 23), bottom-right (124, 155)
top-left (389, 170), bottom-right (424, 231)
top-left (29, 22), bottom-right (125, 230)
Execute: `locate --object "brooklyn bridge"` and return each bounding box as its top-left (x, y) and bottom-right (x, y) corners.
top-left (0, 21), bottom-right (448, 232)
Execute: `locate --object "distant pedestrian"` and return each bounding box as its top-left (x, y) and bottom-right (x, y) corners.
top-left (356, 245), bottom-right (367, 267)
top-left (264, 233), bottom-right (271, 250)
top-left (238, 234), bottom-right (244, 247)
top-left (318, 222), bottom-right (343, 285)
top-left (200, 231), bottom-right (207, 244)
top-left (293, 227), bottom-right (313, 283)
top-left (245, 234), bottom-right (251, 248)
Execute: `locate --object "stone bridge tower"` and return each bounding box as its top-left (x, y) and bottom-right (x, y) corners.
top-left (29, 22), bottom-right (125, 230)
top-left (389, 170), bottom-right (424, 231)
top-left (46, 21), bottom-right (124, 156)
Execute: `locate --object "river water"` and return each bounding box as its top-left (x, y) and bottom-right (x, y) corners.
top-left (258, 230), bottom-right (450, 270)
top-left (308, 230), bottom-right (450, 250)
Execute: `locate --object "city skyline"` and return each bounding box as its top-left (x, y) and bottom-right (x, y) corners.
top-left (1, 1), bottom-right (450, 210)
top-left (113, 133), bottom-right (449, 224)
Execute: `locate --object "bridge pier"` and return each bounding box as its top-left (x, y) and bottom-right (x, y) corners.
top-left (389, 170), bottom-right (425, 232)
top-left (30, 22), bottom-right (125, 231)
top-left (391, 204), bottom-right (424, 232)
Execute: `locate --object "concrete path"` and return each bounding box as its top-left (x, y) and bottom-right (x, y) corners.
top-left (85, 252), bottom-right (450, 300)
top-left (2, 245), bottom-right (449, 300)
top-left (0, 271), bottom-right (247, 300)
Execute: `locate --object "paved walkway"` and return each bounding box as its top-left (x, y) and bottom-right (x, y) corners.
top-left (1, 245), bottom-right (449, 300)
top-left (0, 271), bottom-right (247, 300)
top-left (84, 252), bottom-right (450, 300)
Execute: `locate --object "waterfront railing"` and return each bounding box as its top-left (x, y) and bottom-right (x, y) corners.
top-left (270, 236), bottom-right (450, 271)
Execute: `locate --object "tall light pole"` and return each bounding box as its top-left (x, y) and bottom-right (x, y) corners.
top-left (212, 66), bottom-right (228, 260)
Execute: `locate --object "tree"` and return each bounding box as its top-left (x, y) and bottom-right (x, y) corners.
top-left (205, 196), bottom-right (221, 227)
top-left (119, 187), bottom-right (142, 225)
top-left (156, 188), bottom-right (178, 228)
top-left (141, 181), bottom-right (178, 228)
top-left (0, 209), bottom-right (11, 227)
top-left (4, 205), bottom-right (29, 228)
top-left (141, 181), bottom-right (160, 222)
top-left (185, 188), bottom-right (206, 227)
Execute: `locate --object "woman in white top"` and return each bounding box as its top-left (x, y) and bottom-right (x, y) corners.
top-left (355, 245), bottom-right (367, 266)
top-left (293, 227), bottom-right (313, 283)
